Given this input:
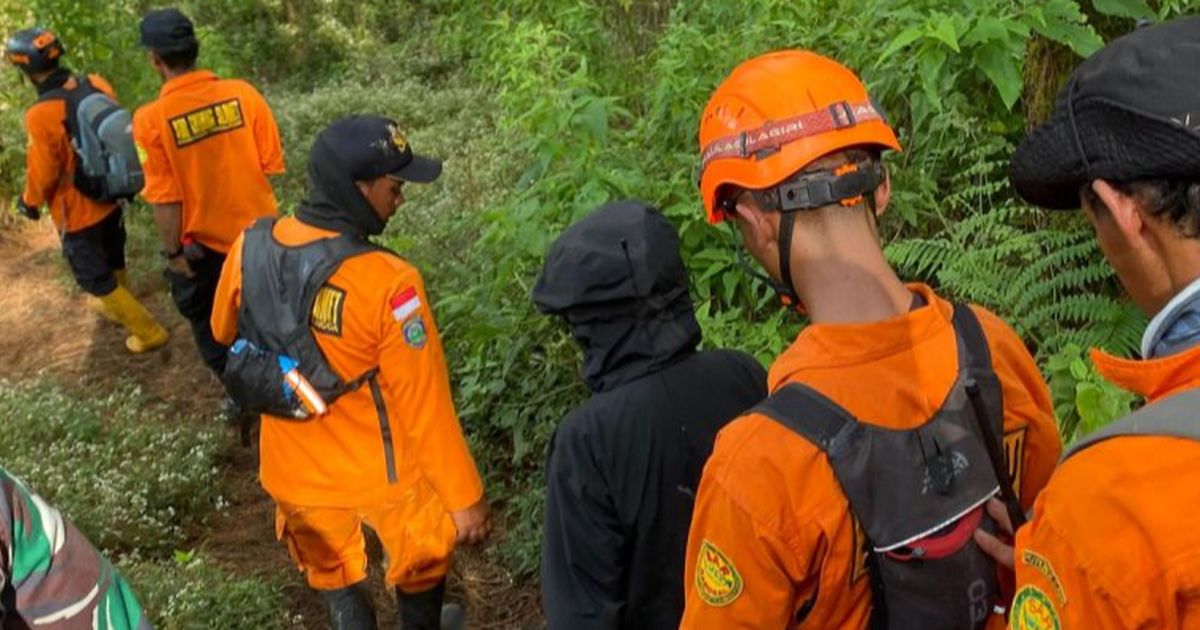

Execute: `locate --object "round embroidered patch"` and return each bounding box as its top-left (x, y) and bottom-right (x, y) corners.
top-left (403, 317), bottom-right (427, 349)
top-left (695, 539), bottom-right (743, 607)
top-left (1011, 585), bottom-right (1061, 630)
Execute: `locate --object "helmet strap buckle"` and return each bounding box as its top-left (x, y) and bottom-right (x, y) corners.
top-left (770, 159), bottom-right (884, 212)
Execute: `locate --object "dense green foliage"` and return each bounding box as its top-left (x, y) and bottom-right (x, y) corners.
top-left (0, 380), bottom-right (285, 628)
top-left (2, 0), bottom-right (1198, 582)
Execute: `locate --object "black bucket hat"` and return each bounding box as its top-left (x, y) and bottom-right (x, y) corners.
top-left (1010, 17), bottom-right (1200, 210)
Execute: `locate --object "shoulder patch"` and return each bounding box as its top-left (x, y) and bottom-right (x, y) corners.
top-left (1021, 550), bottom-right (1066, 605)
top-left (403, 316), bottom-right (428, 349)
top-left (695, 539), bottom-right (743, 607)
top-left (1011, 585), bottom-right (1061, 630)
top-left (1004, 426), bottom-right (1027, 499)
top-left (168, 98), bottom-right (245, 147)
top-left (311, 285), bottom-right (346, 336)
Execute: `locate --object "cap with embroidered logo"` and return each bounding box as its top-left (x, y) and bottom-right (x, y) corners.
top-left (315, 115), bottom-right (442, 184)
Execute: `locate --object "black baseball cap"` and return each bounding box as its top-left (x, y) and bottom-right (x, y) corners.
top-left (139, 8), bottom-right (198, 52)
top-left (313, 115), bottom-right (442, 184)
top-left (1010, 17), bottom-right (1200, 210)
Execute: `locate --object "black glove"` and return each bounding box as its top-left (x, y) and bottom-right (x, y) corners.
top-left (15, 198), bottom-right (39, 221)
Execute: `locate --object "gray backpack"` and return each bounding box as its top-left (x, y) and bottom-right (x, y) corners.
top-left (1064, 388), bottom-right (1200, 459)
top-left (39, 75), bottom-right (144, 202)
top-left (752, 305), bottom-right (1014, 629)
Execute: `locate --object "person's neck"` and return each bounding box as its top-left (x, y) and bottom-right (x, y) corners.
top-left (1163, 241), bottom-right (1200, 302)
top-left (161, 66), bottom-right (195, 82)
top-left (792, 239), bottom-right (913, 325)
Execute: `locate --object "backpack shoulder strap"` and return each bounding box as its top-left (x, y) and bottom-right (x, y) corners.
top-left (950, 303), bottom-right (992, 373)
top-left (1064, 388), bottom-right (1200, 460)
top-left (750, 383), bottom-right (858, 455)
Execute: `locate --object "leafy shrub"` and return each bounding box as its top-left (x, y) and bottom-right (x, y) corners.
top-left (122, 551), bottom-right (290, 630)
top-left (0, 379), bottom-right (221, 556)
top-left (5, 0), bottom-right (1195, 582)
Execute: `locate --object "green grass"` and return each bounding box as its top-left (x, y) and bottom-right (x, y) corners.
top-left (0, 379), bottom-right (283, 628)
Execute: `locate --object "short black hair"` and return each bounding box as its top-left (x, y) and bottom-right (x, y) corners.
top-left (153, 43), bottom-right (198, 71)
top-left (1083, 179), bottom-right (1200, 238)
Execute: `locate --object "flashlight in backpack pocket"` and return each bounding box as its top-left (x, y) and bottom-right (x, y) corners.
top-left (277, 355), bottom-right (328, 418)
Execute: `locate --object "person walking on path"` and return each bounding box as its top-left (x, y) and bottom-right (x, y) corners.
top-left (133, 7), bottom-right (284, 379)
top-left (5, 27), bottom-right (167, 353)
top-left (211, 115), bottom-right (489, 630)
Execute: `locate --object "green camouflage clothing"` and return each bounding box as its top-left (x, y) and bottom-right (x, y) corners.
top-left (1, 466), bottom-right (151, 629)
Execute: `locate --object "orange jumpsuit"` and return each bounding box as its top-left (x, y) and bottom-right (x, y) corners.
top-left (132, 69), bottom-right (284, 252)
top-left (682, 284), bottom-right (1062, 628)
top-left (211, 217), bottom-right (484, 591)
top-left (1010, 342), bottom-right (1200, 629)
top-left (21, 73), bottom-right (117, 234)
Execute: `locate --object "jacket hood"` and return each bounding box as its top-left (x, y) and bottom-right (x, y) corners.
top-left (294, 129), bottom-right (387, 238)
top-left (533, 200), bottom-right (700, 391)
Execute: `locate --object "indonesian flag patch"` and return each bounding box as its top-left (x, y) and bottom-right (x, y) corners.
top-left (390, 287), bottom-right (421, 321)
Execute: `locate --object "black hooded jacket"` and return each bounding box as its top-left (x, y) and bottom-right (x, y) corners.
top-left (533, 201), bottom-right (767, 630)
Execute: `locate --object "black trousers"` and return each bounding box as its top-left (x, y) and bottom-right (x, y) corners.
top-left (164, 243), bottom-right (228, 375)
top-left (61, 208), bottom-right (126, 296)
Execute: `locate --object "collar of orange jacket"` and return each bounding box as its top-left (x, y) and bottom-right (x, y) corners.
top-left (1092, 342), bottom-right (1200, 402)
top-left (159, 69), bottom-right (217, 98)
top-left (768, 283), bottom-right (948, 390)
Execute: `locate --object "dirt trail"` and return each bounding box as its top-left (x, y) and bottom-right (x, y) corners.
top-left (0, 218), bottom-right (540, 629)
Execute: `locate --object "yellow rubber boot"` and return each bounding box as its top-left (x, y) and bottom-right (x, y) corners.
top-left (87, 294), bottom-right (120, 323)
top-left (88, 271), bottom-right (129, 323)
top-left (99, 285), bottom-right (169, 353)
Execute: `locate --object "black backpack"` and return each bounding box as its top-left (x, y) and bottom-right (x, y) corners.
top-left (751, 304), bottom-right (1016, 629)
top-left (222, 218), bottom-right (380, 419)
top-left (38, 74), bottom-right (144, 202)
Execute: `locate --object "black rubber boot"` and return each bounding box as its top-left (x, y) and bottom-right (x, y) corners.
top-left (396, 580), bottom-right (459, 630)
top-left (323, 584), bottom-right (378, 630)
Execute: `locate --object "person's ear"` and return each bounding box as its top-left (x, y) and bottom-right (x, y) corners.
top-left (1093, 180), bottom-right (1145, 244)
top-left (873, 166), bottom-right (891, 218)
top-left (355, 180), bottom-right (373, 198)
top-left (733, 196), bottom-right (776, 252)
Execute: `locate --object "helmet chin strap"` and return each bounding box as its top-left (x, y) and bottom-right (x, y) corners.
top-left (726, 221), bottom-right (804, 312)
top-left (725, 159), bottom-right (884, 313)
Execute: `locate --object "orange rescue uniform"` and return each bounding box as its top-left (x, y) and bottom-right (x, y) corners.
top-left (211, 216), bottom-right (483, 591)
top-left (682, 284), bottom-right (1062, 629)
top-left (21, 74), bottom-right (117, 234)
top-left (132, 69), bottom-right (284, 252)
top-left (1010, 342), bottom-right (1200, 629)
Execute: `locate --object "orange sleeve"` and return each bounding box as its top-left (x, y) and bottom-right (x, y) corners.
top-left (249, 88), bottom-right (285, 175)
top-left (211, 232), bottom-right (246, 345)
top-left (132, 105), bottom-right (183, 204)
top-left (1012, 500), bottom-right (1138, 629)
top-left (681, 430), bottom-right (816, 629)
top-left (88, 74), bottom-right (116, 100)
top-left (20, 104), bottom-right (64, 209)
top-left (377, 267), bottom-right (483, 512)
top-left (973, 306), bottom-right (1062, 509)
